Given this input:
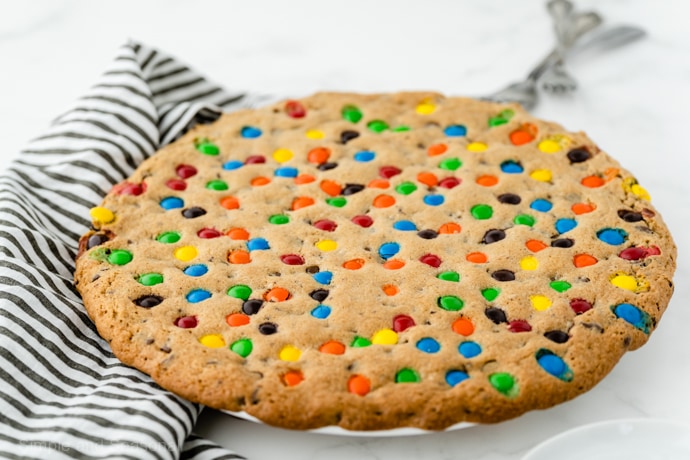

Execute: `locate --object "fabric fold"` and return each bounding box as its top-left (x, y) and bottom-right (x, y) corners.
top-left (0, 40), bottom-right (270, 460)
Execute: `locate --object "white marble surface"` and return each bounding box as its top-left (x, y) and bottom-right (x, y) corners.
top-left (2, 1), bottom-right (690, 459)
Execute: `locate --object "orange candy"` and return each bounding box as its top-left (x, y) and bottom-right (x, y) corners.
top-left (282, 370), bottom-right (304, 387)
top-left (343, 258), bottom-right (365, 270)
top-left (452, 318), bottom-right (474, 336)
top-left (250, 176), bottom-right (271, 186)
top-left (373, 194), bottom-right (395, 208)
top-left (476, 175), bottom-right (498, 186)
top-left (226, 227), bottom-right (250, 240)
top-left (581, 175), bottom-right (605, 188)
top-left (264, 287), bottom-right (291, 302)
top-left (219, 196), bottom-right (239, 210)
top-left (466, 252), bottom-right (488, 263)
top-left (417, 171), bottom-right (438, 187)
top-left (228, 250), bottom-right (251, 264)
top-left (427, 143), bottom-right (448, 156)
top-left (438, 222), bottom-right (461, 234)
top-left (319, 340), bottom-right (346, 355)
top-left (509, 123), bottom-right (538, 146)
top-left (226, 313), bottom-right (250, 327)
top-left (291, 196), bottom-right (315, 210)
top-left (574, 254), bottom-right (598, 268)
top-left (307, 147), bottom-right (330, 164)
top-left (383, 259), bottom-right (405, 270)
top-left (526, 239), bottom-right (548, 253)
top-left (348, 375), bottom-right (371, 396)
top-left (367, 178), bottom-right (390, 189)
top-left (294, 174), bottom-right (315, 185)
top-left (320, 179), bottom-right (342, 196)
top-left (382, 284), bottom-right (399, 296)
top-left (572, 202), bottom-right (596, 215)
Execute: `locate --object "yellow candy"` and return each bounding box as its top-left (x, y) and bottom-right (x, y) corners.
top-left (279, 345), bottom-right (302, 362)
top-left (631, 184), bottom-right (651, 201)
top-left (467, 142), bottom-right (488, 152)
top-left (520, 256), bottom-right (539, 271)
top-left (610, 275), bottom-right (637, 291)
top-left (305, 129), bottom-right (324, 139)
top-left (372, 328), bottom-right (398, 345)
top-left (530, 169), bottom-right (553, 182)
top-left (199, 334), bottom-right (225, 348)
top-left (538, 139), bottom-right (561, 154)
top-left (174, 246), bottom-right (198, 262)
top-left (90, 206), bottom-right (115, 224)
top-left (315, 240), bottom-right (337, 252)
top-left (416, 99), bottom-right (436, 115)
top-left (530, 295), bottom-right (552, 311)
top-left (273, 148), bottom-right (294, 163)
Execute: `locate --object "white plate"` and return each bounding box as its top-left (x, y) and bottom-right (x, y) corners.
top-left (523, 418), bottom-right (690, 460)
top-left (223, 410), bottom-right (473, 437)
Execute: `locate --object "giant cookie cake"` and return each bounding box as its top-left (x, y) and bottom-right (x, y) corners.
top-left (75, 92), bottom-right (676, 431)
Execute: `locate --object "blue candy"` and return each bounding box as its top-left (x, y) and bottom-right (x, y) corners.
top-left (416, 337), bottom-right (441, 354)
top-left (555, 218), bottom-right (577, 234)
top-left (183, 264), bottom-right (208, 277)
top-left (530, 198), bottom-right (553, 212)
top-left (160, 196), bottom-right (184, 210)
top-left (186, 288), bottom-right (212, 303)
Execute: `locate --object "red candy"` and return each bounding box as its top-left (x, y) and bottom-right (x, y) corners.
top-left (174, 316), bottom-right (198, 328)
top-left (351, 215), bottom-right (374, 228)
top-left (285, 100), bottom-right (307, 118)
top-left (245, 155), bottom-right (266, 164)
top-left (438, 177), bottom-right (460, 189)
top-left (176, 164), bottom-right (197, 178)
top-left (379, 166), bottom-right (402, 179)
top-left (419, 254), bottom-right (442, 268)
top-left (507, 320), bottom-right (532, 333)
top-left (313, 219), bottom-right (338, 232)
top-left (570, 298), bottom-right (593, 315)
top-left (619, 246), bottom-right (661, 261)
top-left (197, 228), bottom-right (222, 239)
top-left (112, 181), bottom-right (146, 196)
top-left (393, 314), bottom-right (415, 332)
top-left (166, 178), bottom-right (187, 191)
top-left (280, 254), bottom-right (305, 265)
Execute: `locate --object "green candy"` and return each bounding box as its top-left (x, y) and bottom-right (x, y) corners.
top-left (227, 285), bottom-right (252, 300)
top-left (395, 368), bottom-right (421, 383)
top-left (436, 271), bottom-right (460, 282)
top-left (107, 249), bottom-right (132, 266)
top-left (438, 295), bottom-right (464, 311)
top-left (471, 204), bottom-right (493, 220)
top-left (392, 125), bottom-right (410, 132)
top-left (341, 105), bottom-right (363, 123)
top-left (514, 214), bottom-right (536, 226)
top-left (481, 287), bottom-right (500, 301)
top-left (395, 181), bottom-right (418, 195)
top-left (137, 273), bottom-right (163, 286)
top-left (438, 157), bottom-right (462, 171)
top-left (489, 372), bottom-right (517, 396)
top-left (156, 231), bottom-right (181, 244)
top-left (351, 336), bottom-right (372, 348)
top-left (206, 180), bottom-right (228, 191)
top-left (550, 280), bottom-right (572, 293)
top-left (367, 120), bottom-right (389, 133)
top-left (195, 138), bottom-right (220, 155)
top-left (488, 109), bottom-right (515, 127)
top-left (268, 214), bottom-right (290, 225)
top-left (230, 338), bottom-right (253, 358)
top-left (326, 197), bottom-right (347, 208)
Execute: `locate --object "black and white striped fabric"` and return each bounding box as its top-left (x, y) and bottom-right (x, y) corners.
top-left (0, 40), bottom-right (274, 460)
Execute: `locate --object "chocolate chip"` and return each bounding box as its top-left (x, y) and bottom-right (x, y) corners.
top-left (309, 289), bottom-right (329, 302)
top-left (485, 307), bottom-right (507, 324)
top-left (242, 299), bottom-right (264, 315)
top-left (551, 238), bottom-right (574, 248)
top-left (567, 147), bottom-right (592, 163)
top-left (87, 233), bottom-right (110, 249)
top-left (544, 330), bottom-right (569, 343)
top-left (340, 130), bottom-right (360, 144)
top-left (317, 162), bottom-right (338, 171)
top-left (341, 184), bottom-right (365, 195)
top-left (482, 229), bottom-right (506, 244)
top-left (617, 209), bottom-right (643, 222)
top-left (305, 265), bottom-right (320, 274)
top-left (417, 229), bottom-right (438, 239)
top-left (182, 207), bottom-right (206, 218)
top-left (134, 295), bottom-right (163, 308)
top-left (258, 322), bottom-right (278, 335)
top-left (497, 193), bottom-right (521, 205)
top-left (491, 270), bottom-right (515, 282)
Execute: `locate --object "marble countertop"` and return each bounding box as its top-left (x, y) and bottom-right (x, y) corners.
top-left (2, 1), bottom-right (689, 459)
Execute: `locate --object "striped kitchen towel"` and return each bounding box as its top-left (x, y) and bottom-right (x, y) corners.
top-left (0, 40), bottom-right (275, 460)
